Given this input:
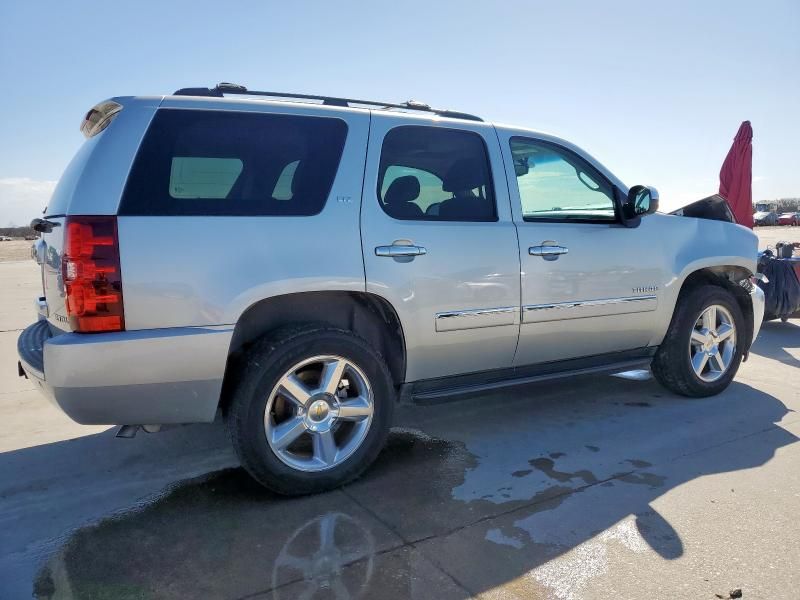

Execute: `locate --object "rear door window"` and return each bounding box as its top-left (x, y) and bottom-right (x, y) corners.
top-left (120, 110), bottom-right (348, 216)
top-left (380, 165), bottom-right (451, 215)
top-left (377, 126), bottom-right (497, 221)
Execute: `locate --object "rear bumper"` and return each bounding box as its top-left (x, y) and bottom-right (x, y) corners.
top-left (17, 321), bottom-right (233, 425)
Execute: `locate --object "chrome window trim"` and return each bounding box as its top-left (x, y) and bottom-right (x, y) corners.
top-left (435, 306), bottom-right (519, 332)
top-left (523, 295), bottom-right (657, 323)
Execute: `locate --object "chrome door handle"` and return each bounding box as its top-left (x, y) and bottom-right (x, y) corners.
top-left (529, 245), bottom-right (569, 260)
top-left (375, 245), bottom-right (427, 257)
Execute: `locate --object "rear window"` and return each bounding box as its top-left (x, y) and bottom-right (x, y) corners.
top-left (119, 109), bottom-right (348, 216)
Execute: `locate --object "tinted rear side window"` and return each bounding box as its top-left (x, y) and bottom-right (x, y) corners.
top-left (120, 109), bottom-right (348, 216)
top-left (378, 126), bottom-right (497, 222)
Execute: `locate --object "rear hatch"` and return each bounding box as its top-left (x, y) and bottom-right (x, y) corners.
top-left (32, 97), bottom-right (159, 334)
top-left (33, 217), bottom-right (68, 331)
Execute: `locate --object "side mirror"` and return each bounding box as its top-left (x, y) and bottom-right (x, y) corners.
top-left (624, 185), bottom-right (659, 219)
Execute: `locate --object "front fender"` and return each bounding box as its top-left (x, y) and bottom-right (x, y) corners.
top-left (648, 213), bottom-right (758, 346)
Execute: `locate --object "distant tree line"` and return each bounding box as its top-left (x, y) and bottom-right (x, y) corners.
top-left (0, 226), bottom-right (36, 238)
top-left (753, 198), bottom-right (800, 212)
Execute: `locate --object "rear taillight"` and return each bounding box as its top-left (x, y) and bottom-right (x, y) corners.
top-left (62, 216), bottom-right (125, 333)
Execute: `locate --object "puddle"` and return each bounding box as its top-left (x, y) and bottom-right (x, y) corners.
top-left (27, 423), bottom-right (699, 599)
top-left (31, 431), bottom-right (479, 599)
top-left (618, 472), bottom-right (667, 488)
top-left (528, 457), bottom-right (598, 485)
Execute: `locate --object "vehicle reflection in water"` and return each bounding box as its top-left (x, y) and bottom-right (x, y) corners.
top-left (32, 431), bottom-right (470, 600)
top-left (32, 469), bottom-right (382, 600)
top-left (272, 512), bottom-right (375, 600)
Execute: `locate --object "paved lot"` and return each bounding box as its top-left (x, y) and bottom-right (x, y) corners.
top-left (1, 246), bottom-right (798, 599)
top-left (755, 225), bottom-right (800, 251)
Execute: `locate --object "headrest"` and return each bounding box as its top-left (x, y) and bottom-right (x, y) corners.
top-left (442, 158), bottom-right (486, 193)
top-left (384, 175), bottom-right (420, 205)
top-left (290, 160), bottom-right (308, 196)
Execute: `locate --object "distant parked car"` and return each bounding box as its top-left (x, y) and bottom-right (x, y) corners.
top-left (777, 212), bottom-right (799, 226)
top-left (0, 236), bottom-right (13, 241)
top-left (753, 211), bottom-right (779, 226)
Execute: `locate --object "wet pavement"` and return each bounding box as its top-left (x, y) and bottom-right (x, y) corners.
top-left (2, 261), bottom-right (799, 599)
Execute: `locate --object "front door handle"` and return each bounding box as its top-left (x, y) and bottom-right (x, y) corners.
top-left (375, 245), bottom-right (427, 258)
top-left (529, 244), bottom-right (569, 261)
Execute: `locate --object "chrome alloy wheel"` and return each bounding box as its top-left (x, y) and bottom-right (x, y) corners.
top-left (689, 304), bottom-right (737, 383)
top-left (264, 355), bottom-right (374, 472)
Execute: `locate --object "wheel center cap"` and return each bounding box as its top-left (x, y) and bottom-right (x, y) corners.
top-left (304, 394), bottom-right (339, 432)
top-left (309, 399), bottom-right (330, 422)
top-left (700, 331), bottom-right (717, 352)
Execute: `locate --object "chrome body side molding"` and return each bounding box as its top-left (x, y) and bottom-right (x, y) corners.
top-left (523, 295), bottom-right (657, 323)
top-left (435, 306), bottom-right (519, 332)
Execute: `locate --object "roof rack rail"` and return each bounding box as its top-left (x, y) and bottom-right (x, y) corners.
top-left (172, 83), bottom-right (483, 122)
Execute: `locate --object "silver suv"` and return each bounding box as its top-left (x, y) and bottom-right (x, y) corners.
top-left (18, 84), bottom-right (765, 494)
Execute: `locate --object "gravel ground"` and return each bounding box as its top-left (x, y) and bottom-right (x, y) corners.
top-left (0, 240), bottom-right (33, 263)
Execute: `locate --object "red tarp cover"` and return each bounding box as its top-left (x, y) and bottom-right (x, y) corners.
top-left (719, 121), bottom-right (754, 229)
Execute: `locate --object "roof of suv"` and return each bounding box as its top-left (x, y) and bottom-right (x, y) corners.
top-left (103, 86), bottom-right (630, 193)
top-left (171, 83), bottom-right (485, 123)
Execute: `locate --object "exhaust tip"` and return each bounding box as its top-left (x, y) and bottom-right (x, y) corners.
top-left (116, 425), bottom-right (139, 439)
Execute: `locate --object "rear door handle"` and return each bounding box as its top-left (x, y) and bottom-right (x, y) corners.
top-left (375, 245), bottom-right (427, 258)
top-left (529, 244), bottom-right (569, 261)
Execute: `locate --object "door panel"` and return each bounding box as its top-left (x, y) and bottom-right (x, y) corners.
top-left (497, 130), bottom-right (665, 366)
top-left (361, 115), bottom-right (521, 382)
top-left (515, 220), bottom-right (664, 364)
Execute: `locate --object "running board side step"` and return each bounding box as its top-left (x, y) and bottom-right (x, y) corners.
top-left (405, 354), bottom-right (655, 405)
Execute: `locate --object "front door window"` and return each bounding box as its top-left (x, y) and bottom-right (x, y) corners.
top-left (511, 137), bottom-right (616, 222)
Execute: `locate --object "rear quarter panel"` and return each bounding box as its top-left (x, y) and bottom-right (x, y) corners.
top-left (118, 101), bottom-right (370, 329)
top-left (40, 97), bottom-right (160, 330)
top-left (50, 97), bottom-right (162, 216)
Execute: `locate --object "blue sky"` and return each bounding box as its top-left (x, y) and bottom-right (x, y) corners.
top-left (1, 0), bottom-right (798, 225)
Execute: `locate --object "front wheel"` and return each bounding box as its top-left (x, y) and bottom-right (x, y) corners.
top-left (227, 325), bottom-right (395, 495)
top-left (651, 285), bottom-right (745, 397)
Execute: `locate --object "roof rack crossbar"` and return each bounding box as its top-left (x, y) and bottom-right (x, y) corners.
top-left (172, 83), bottom-right (483, 122)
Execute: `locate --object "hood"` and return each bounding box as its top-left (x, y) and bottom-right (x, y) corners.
top-left (669, 194), bottom-right (737, 223)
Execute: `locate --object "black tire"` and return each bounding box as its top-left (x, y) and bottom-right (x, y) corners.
top-left (227, 324), bottom-right (395, 495)
top-left (651, 285), bottom-right (746, 397)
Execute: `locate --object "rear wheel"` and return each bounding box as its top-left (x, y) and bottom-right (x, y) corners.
top-left (651, 285), bottom-right (745, 397)
top-left (227, 325), bottom-right (395, 495)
